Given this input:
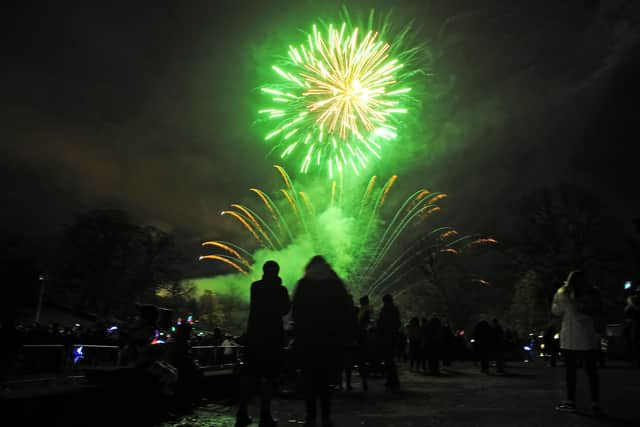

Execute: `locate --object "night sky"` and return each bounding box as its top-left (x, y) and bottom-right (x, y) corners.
top-left (2, 1), bottom-right (640, 276)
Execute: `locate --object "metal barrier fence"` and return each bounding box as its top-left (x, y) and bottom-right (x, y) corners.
top-left (68, 344), bottom-right (121, 372)
top-left (191, 345), bottom-right (243, 369)
top-left (7, 343), bottom-right (242, 383)
top-left (8, 344), bottom-right (121, 381)
top-left (15, 344), bottom-right (67, 377)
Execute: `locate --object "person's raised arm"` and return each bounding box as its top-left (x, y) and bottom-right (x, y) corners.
top-left (551, 287), bottom-right (566, 317)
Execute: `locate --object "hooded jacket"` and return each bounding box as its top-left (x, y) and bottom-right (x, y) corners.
top-left (625, 295), bottom-right (640, 341)
top-left (292, 262), bottom-right (353, 348)
top-left (551, 285), bottom-right (602, 351)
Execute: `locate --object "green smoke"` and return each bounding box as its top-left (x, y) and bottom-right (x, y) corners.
top-left (194, 203), bottom-right (362, 300)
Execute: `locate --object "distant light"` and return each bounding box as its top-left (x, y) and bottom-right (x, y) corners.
top-left (523, 346), bottom-right (532, 351)
top-left (625, 281), bottom-right (632, 290)
top-left (540, 344), bottom-right (545, 350)
top-left (538, 335), bottom-right (543, 339)
top-left (107, 326), bottom-right (118, 332)
top-left (470, 339), bottom-right (476, 343)
top-left (73, 346), bottom-right (84, 364)
top-left (553, 333), bottom-right (560, 340)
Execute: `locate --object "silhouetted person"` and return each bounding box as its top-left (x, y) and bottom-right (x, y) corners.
top-left (407, 317), bottom-right (421, 371)
top-left (624, 289), bottom-right (640, 368)
top-left (552, 270), bottom-right (603, 415)
top-left (126, 304), bottom-right (159, 368)
top-left (212, 327), bottom-right (224, 346)
top-left (491, 319), bottom-right (505, 374)
top-left (292, 256), bottom-right (353, 427)
top-left (172, 320), bottom-right (192, 365)
top-left (236, 260), bottom-right (290, 427)
top-left (397, 325), bottom-right (407, 362)
top-left (222, 334), bottom-right (239, 364)
top-left (122, 304), bottom-right (179, 404)
top-left (341, 302), bottom-right (359, 391)
top-left (472, 317), bottom-right (492, 373)
top-left (441, 319), bottom-right (455, 367)
top-left (419, 317), bottom-right (428, 371)
top-left (171, 320), bottom-right (201, 406)
top-left (424, 316), bottom-right (443, 375)
top-left (377, 294), bottom-right (401, 386)
top-left (356, 295), bottom-right (372, 390)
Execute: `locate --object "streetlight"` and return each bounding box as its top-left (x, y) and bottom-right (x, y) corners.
top-left (35, 274), bottom-right (46, 323)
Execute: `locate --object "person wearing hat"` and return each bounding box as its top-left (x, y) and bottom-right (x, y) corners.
top-left (377, 293), bottom-right (401, 387)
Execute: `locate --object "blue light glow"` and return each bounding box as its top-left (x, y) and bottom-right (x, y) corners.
top-left (73, 346), bottom-right (84, 364)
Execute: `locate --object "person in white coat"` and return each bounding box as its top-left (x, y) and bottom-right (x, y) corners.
top-left (551, 270), bottom-right (603, 414)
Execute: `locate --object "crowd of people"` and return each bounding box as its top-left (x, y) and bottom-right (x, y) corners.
top-left (403, 315), bottom-right (520, 376)
top-left (233, 260), bottom-right (638, 425)
top-left (233, 257), bottom-right (532, 427)
top-left (0, 320), bottom-right (123, 347)
top-left (0, 308), bottom-right (241, 396)
top-left (234, 256), bottom-right (416, 427)
top-left (2, 257), bottom-right (640, 425)
top-left (0, 318), bottom-right (129, 385)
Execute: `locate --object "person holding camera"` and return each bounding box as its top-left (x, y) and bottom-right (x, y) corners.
top-left (624, 287), bottom-right (640, 368)
top-left (552, 270), bottom-right (603, 415)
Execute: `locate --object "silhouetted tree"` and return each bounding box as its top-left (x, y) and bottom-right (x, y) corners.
top-left (50, 209), bottom-right (185, 318)
top-left (155, 280), bottom-right (197, 318)
top-left (506, 270), bottom-right (549, 336)
top-left (218, 292), bottom-right (249, 335)
top-left (509, 187), bottom-right (626, 313)
top-left (410, 231), bottom-right (495, 329)
top-left (136, 225), bottom-right (184, 296)
top-left (157, 280), bottom-right (196, 301)
top-left (0, 232), bottom-right (42, 318)
top-left (198, 289), bottom-right (225, 329)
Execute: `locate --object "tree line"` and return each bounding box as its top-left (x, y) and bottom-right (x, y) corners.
top-left (1, 209), bottom-right (247, 333)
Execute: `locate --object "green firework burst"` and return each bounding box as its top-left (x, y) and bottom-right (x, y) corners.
top-left (259, 17), bottom-right (422, 178)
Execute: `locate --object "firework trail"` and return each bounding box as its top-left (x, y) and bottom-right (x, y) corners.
top-left (200, 166), bottom-right (494, 296)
